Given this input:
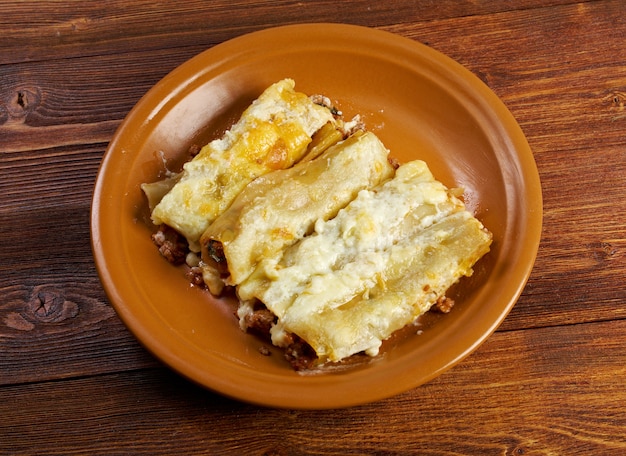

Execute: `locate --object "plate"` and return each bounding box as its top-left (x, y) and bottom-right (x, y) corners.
top-left (91, 24), bottom-right (542, 409)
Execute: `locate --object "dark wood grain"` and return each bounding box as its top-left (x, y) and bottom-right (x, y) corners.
top-left (1, 0), bottom-right (625, 453)
top-left (1, 320), bottom-right (625, 455)
top-left (0, 0), bottom-right (583, 65)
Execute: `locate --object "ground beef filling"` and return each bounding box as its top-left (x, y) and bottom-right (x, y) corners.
top-left (205, 239), bottom-right (229, 276)
top-left (242, 302), bottom-right (318, 371)
top-left (151, 225), bottom-right (188, 265)
top-left (432, 295), bottom-right (455, 314)
top-left (151, 227), bottom-right (319, 370)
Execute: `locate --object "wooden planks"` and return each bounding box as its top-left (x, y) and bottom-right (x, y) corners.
top-left (1, 319), bottom-right (625, 454)
top-left (1, 0), bottom-right (624, 366)
top-left (1, 3), bottom-right (626, 452)
top-left (0, 0), bottom-right (583, 64)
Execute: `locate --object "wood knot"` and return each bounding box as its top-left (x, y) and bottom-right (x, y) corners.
top-left (588, 241), bottom-right (618, 262)
top-left (26, 286), bottom-right (80, 324)
top-left (6, 85), bottom-right (41, 119)
top-left (603, 90), bottom-right (626, 111)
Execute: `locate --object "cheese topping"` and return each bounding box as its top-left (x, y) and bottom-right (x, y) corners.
top-left (150, 79), bottom-right (335, 251)
top-left (144, 80), bottom-right (493, 368)
top-left (238, 160), bottom-right (492, 362)
top-left (201, 131), bottom-right (395, 287)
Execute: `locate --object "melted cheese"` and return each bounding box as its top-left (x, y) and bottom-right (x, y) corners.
top-left (150, 79), bottom-right (335, 251)
top-left (145, 78), bottom-right (492, 367)
top-left (238, 160), bottom-right (492, 362)
top-left (200, 131), bottom-right (395, 287)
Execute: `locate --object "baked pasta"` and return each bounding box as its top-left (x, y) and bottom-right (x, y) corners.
top-left (146, 79), bottom-right (337, 252)
top-left (143, 80), bottom-right (492, 370)
top-left (200, 131), bottom-right (395, 295)
top-left (237, 160), bottom-right (491, 363)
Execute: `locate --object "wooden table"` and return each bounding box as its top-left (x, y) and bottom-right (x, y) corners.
top-left (2, 1), bottom-right (625, 454)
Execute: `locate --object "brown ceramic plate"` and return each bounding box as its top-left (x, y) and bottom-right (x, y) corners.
top-left (91, 24), bottom-right (542, 409)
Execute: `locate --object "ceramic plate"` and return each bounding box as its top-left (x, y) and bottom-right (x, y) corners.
top-left (91, 24), bottom-right (542, 409)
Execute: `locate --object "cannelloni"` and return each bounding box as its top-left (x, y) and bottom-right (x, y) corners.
top-left (143, 80), bottom-right (492, 369)
top-left (237, 160), bottom-right (492, 362)
top-left (149, 79), bottom-right (336, 251)
top-left (200, 131), bottom-right (395, 294)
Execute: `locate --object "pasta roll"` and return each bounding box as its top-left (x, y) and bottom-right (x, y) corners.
top-left (238, 160), bottom-right (492, 362)
top-left (280, 211), bottom-right (492, 362)
top-left (201, 131), bottom-right (395, 290)
top-left (149, 79), bottom-right (336, 251)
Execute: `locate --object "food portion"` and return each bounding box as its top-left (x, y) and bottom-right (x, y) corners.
top-left (143, 79), bottom-right (492, 370)
top-left (200, 131), bottom-right (395, 295)
top-left (237, 161), bottom-right (492, 363)
top-left (146, 79), bottom-right (337, 252)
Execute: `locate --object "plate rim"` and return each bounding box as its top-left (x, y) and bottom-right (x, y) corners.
top-left (91, 23), bottom-right (542, 409)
